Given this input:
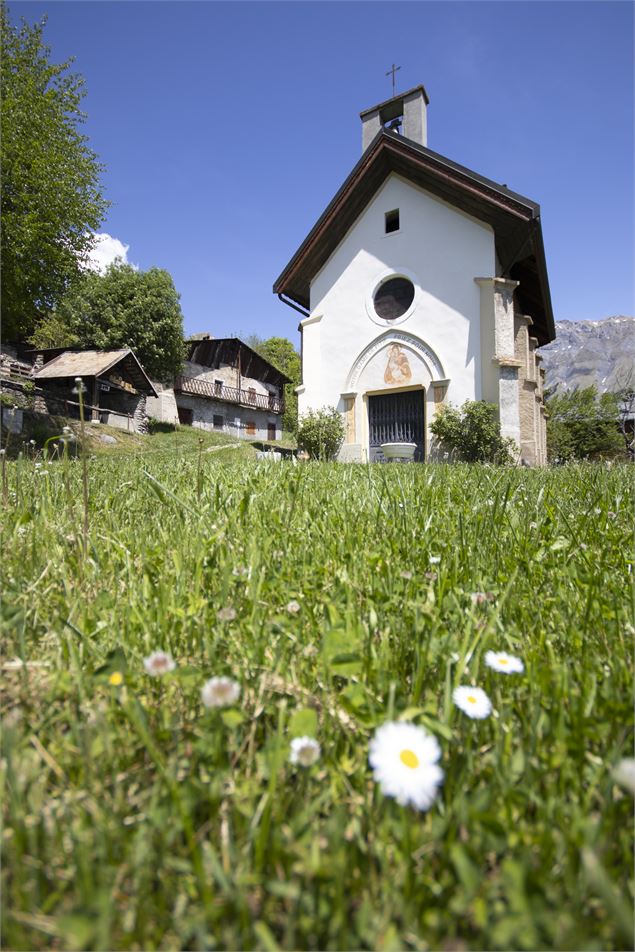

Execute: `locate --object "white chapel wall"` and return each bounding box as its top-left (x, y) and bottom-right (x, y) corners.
top-left (300, 174), bottom-right (496, 457)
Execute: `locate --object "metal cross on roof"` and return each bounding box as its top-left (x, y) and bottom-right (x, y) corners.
top-left (385, 63), bottom-right (401, 96)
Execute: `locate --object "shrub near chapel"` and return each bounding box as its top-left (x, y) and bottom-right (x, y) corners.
top-left (297, 406), bottom-right (345, 460)
top-left (430, 400), bottom-right (514, 463)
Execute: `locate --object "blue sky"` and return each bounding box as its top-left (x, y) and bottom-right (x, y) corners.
top-left (10, 1), bottom-right (635, 343)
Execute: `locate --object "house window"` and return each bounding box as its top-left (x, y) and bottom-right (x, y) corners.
top-left (246, 420), bottom-right (256, 436)
top-left (385, 209), bottom-right (400, 234)
top-left (214, 379), bottom-right (223, 395)
top-left (213, 415), bottom-right (224, 430)
top-left (178, 406), bottom-right (193, 426)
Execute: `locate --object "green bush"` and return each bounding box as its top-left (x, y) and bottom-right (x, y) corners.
top-left (430, 400), bottom-right (514, 463)
top-left (297, 405), bottom-right (345, 460)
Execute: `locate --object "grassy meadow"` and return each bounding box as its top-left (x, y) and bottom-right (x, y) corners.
top-left (1, 444), bottom-right (633, 951)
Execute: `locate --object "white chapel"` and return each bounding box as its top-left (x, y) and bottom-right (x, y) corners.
top-left (274, 85), bottom-right (555, 464)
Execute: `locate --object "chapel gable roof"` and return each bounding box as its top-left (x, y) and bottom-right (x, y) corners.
top-left (273, 128), bottom-right (555, 345)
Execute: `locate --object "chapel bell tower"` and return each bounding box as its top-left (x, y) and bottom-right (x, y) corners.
top-left (360, 84), bottom-right (430, 153)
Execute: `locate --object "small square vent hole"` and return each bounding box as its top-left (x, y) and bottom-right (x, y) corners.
top-left (385, 209), bottom-right (400, 234)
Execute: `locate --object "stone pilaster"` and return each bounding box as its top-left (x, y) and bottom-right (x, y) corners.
top-left (475, 276), bottom-right (521, 451)
top-left (482, 278), bottom-right (522, 451)
top-left (515, 313), bottom-right (539, 466)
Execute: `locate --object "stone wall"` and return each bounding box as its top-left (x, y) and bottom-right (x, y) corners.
top-left (513, 306), bottom-right (547, 466)
top-left (175, 393), bottom-right (281, 441)
top-left (146, 382), bottom-right (179, 425)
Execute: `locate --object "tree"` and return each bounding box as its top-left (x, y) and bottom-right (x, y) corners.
top-left (430, 400), bottom-right (514, 463)
top-left (297, 406), bottom-right (345, 461)
top-left (1, 5), bottom-right (109, 341)
top-left (613, 368), bottom-right (635, 460)
top-left (246, 335), bottom-right (301, 434)
top-left (546, 386), bottom-right (625, 462)
top-left (31, 263), bottom-right (185, 381)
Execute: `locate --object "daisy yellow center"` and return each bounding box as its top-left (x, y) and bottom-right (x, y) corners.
top-left (499, 659), bottom-right (509, 665)
top-left (467, 695), bottom-right (477, 704)
top-left (399, 749), bottom-right (419, 769)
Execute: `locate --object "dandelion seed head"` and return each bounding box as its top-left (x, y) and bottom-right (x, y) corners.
top-left (143, 651), bottom-right (176, 677)
top-left (613, 758), bottom-right (635, 796)
top-left (286, 599), bottom-right (301, 614)
top-left (201, 676), bottom-right (241, 708)
top-left (470, 592), bottom-right (494, 606)
top-left (289, 736), bottom-right (321, 767)
top-left (217, 606), bottom-right (236, 622)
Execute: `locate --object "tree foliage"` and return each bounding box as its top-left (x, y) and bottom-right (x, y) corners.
top-left (31, 263), bottom-right (185, 381)
top-left (430, 400), bottom-right (514, 463)
top-left (246, 335), bottom-right (301, 434)
top-left (1, 5), bottom-right (109, 341)
top-left (546, 386), bottom-right (625, 462)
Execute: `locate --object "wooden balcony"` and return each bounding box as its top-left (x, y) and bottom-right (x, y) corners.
top-left (174, 374), bottom-right (284, 415)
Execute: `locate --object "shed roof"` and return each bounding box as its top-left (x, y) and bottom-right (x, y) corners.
top-left (273, 127), bottom-right (555, 345)
top-left (32, 349), bottom-right (157, 396)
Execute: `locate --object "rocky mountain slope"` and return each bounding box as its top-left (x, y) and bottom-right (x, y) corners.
top-left (539, 316), bottom-right (635, 394)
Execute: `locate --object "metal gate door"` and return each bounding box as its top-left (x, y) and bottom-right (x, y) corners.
top-left (368, 390), bottom-right (425, 462)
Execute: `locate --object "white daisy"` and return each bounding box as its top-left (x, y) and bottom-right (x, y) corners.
top-left (143, 650), bottom-right (176, 677)
top-left (286, 599), bottom-right (301, 614)
top-left (201, 676), bottom-right (241, 708)
top-left (289, 736), bottom-right (321, 767)
top-left (429, 555), bottom-right (441, 565)
top-left (484, 650), bottom-right (524, 674)
top-left (368, 721), bottom-right (444, 811)
top-left (453, 686), bottom-right (492, 719)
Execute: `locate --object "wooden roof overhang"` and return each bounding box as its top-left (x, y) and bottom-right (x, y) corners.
top-left (187, 338), bottom-right (292, 387)
top-left (273, 129), bottom-right (555, 345)
top-left (31, 348), bottom-right (158, 397)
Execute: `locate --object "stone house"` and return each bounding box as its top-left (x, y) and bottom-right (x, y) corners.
top-left (30, 348), bottom-right (157, 432)
top-left (147, 337), bottom-right (289, 441)
top-left (274, 85), bottom-right (555, 464)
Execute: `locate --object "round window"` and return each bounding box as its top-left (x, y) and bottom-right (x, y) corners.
top-left (373, 276), bottom-right (415, 321)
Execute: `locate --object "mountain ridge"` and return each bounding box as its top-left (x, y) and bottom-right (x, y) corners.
top-left (539, 315), bottom-right (635, 395)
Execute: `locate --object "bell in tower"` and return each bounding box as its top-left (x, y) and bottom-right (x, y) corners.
top-left (360, 84), bottom-right (429, 153)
